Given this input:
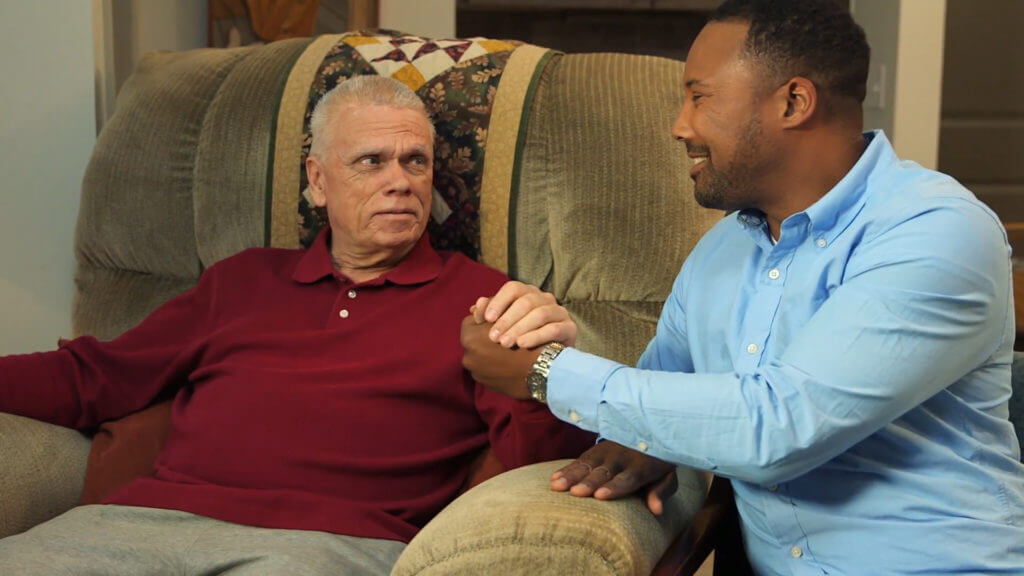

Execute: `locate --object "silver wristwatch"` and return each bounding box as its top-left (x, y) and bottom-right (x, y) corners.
top-left (526, 342), bottom-right (565, 404)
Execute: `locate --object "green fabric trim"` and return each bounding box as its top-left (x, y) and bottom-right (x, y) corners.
top-left (263, 37), bottom-right (314, 247)
top-left (507, 49), bottom-right (560, 279)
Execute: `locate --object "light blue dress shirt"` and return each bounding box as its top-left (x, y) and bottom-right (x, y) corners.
top-left (548, 132), bottom-right (1024, 575)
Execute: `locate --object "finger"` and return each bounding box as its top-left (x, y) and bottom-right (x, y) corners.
top-left (497, 303), bottom-right (561, 348)
top-left (514, 318), bottom-right (576, 350)
top-left (550, 459), bottom-right (595, 492)
top-left (482, 281), bottom-right (533, 324)
top-left (568, 464), bottom-right (619, 498)
top-left (459, 318), bottom-right (491, 365)
top-left (492, 294), bottom-right (559, 347)
top-left (592, 467), bottom-right (645, 501)
top-left (471, 297), bottom-right (490, 323)
top-left (645, 470), bottom-right (678, 516)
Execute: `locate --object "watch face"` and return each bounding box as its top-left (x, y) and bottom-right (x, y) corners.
top-left (527, 373), bottom-right (546, 403)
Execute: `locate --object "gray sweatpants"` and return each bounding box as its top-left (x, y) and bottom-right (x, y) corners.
top-left (0, 504), bottom-right (406, 575)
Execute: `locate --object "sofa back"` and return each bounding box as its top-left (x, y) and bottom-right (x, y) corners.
top-left (74, 32), bottom-right (720, 366)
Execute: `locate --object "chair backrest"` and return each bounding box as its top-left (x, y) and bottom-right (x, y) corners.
top-left (74, 32), bottom-right (721, 368)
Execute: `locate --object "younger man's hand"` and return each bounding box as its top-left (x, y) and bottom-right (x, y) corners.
top-left (460, 317), bottom-right (540, 399)
top-left (551, 440), bottom-right (678, 516)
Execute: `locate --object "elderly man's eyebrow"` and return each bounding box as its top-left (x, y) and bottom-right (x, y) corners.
top-left (684, 78), bottom-right (708, 90)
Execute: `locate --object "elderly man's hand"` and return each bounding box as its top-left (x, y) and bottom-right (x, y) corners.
top-left (551, 440), bottom-right (678, 516)
top-left (471, 281), bottom-right (577, 349)
top-left (460, 316), bottom-right (541, 399)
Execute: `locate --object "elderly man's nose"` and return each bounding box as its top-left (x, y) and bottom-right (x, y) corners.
top-left (383, 161), bottom-right (412, 193)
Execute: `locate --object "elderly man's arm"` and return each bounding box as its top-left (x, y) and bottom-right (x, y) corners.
top-left (0, 263), bottom-right (224, 430)
top-left (470, 366), bottom-right (597, 471)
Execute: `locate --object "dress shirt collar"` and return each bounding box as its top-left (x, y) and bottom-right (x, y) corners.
top-left (292, 228), bottom-right (443, 286)
top-left (738, 130), bottom-right (893, 247)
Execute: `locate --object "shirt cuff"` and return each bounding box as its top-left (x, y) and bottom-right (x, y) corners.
top-left (546, 347), bottom-right (621, 434)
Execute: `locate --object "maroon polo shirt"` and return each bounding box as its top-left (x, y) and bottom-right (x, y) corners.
top-left (0, 230), bottom-right (594, 542)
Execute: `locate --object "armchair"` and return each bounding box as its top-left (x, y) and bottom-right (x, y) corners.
top-left (0, 31), bottom-right (730, 573)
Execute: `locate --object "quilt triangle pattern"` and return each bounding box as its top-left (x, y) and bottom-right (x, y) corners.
top-left (343, 33), bottom-right (517, 90)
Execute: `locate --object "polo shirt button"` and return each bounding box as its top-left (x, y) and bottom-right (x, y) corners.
top-left (816, 238), bottom-right (827, 248)
top-left (339, 309), bottom-right (350, 318)
top-left (790, 546), bottom-right (803, 558)
top-left (768, 268), bottom-right (780, 280)
top-left (569, 410), bottom-right (581, 423)
top-left (747, 343), bottom-right (758, 354)
top-left (636, 441), bottom-right (649, 452)
top-left (347, 289), bottom-right (357, 299)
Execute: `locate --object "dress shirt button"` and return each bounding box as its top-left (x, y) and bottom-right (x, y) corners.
top-left (816, 238), bottom-right (827, 248)
top-left (746, 343), bottom-right (758, 354)
top-left (768, 268), bottom-right (780, 280)
top-left (569, 410), bottom-right (581, 423)
top-left (790, 546), bottom-right (803, 558)
top-left (347, 289), bottom-right (357, 299)
top-left (636, 441), bottom-right (649, 452)
top-left (338, 309), bottom-right (350, 319)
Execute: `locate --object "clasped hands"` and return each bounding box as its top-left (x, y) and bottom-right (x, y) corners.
top-left (461, 281), bottom-right (677, 515)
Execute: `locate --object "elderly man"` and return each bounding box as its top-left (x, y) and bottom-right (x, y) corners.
top-left (463, 0), bottom-right (1024, 574)
top-left (0, 75), bottom-right (592, 575)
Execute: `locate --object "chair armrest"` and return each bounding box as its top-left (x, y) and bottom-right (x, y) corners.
top-left (0, 412), bottom-right (91, 538)
top-left (392, 459), bottom-right (709, 576)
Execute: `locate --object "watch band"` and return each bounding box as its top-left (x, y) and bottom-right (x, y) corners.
top-left (527, 342), bottom-right (565, 403)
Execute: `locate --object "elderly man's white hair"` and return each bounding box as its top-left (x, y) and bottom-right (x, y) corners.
top-left (308, 75), bottom-right (436, 160)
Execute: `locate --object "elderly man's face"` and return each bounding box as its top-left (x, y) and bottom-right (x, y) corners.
top-left (307, 104), bottom-right (433, 260)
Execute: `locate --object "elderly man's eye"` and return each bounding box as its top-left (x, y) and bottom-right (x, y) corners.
top-left (359, 156), bottom-right (380, 166)
top-left (408, 155), bottom-right (429, 169)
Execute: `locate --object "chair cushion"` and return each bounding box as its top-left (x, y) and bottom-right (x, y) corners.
top-left (78, 401), bottom-right (173, 505)
top-left (392, 460), bottom-right (708, 576)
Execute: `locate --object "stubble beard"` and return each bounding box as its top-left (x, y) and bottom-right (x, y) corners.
top-left (692, 114), bottom-right (768, 213)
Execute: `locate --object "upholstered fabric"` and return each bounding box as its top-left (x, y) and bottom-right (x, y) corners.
top-left (0, 413), bottom-right (90, 538)
top-left (193, 37), bottom-right (309, 265)
top-left (511, 53), bottom-right (722, 363)
top-left (74, 48), bottom-right (248, 338)
top-left (392, 460), bottom-right (709, 576)
top-left (79, 402), bottom-right (173, 505)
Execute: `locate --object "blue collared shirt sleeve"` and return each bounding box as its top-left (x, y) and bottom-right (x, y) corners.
top-left (547, 257), bottom-right (698, 433)
top-left (548, 200), bottom-right (1011, 486)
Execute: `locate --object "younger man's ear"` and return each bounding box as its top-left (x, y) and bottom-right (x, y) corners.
top-left (776, 76), bottom-right (817, 127)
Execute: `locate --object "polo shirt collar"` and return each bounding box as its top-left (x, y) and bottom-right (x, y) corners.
top-left (292, 228), bottom-right (443, 286)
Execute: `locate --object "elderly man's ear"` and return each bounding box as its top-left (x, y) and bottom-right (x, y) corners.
top-left (305, 156), bottom-right (327, 207)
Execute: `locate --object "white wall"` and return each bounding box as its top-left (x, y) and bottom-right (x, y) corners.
top-left (0, 3), bottom-right (95, 354)
top-left (379, 0), bottom-right (456, 38)
top-left (852, 0), bottom-right (946, 169)
top-left (892, 0), bottom-right (946, 170)
top-left (95, 0), bottom-right (207, 131)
